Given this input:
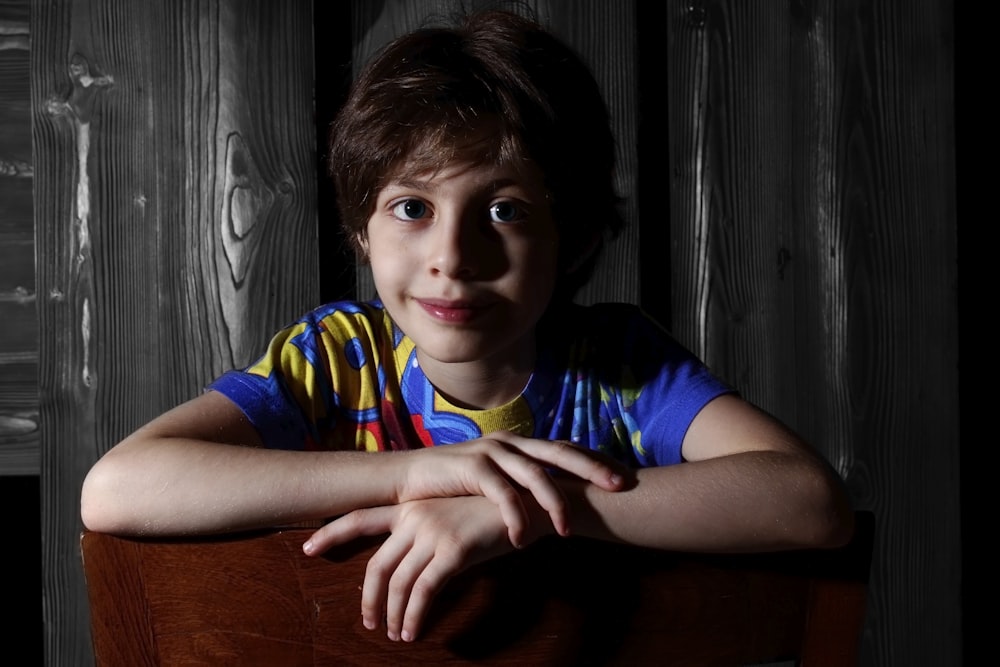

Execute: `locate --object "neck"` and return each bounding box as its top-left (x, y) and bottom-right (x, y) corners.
top-left (417, 347), bottom-right (535, 410)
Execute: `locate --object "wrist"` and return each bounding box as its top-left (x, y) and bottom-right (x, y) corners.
top-left (388, 448), bottom-right (417, 505)
top-left (521, 489), bottom-right (561, 544)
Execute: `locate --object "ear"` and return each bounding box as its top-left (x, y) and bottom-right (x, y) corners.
top-left (355, 233), bottom-right (370, 261)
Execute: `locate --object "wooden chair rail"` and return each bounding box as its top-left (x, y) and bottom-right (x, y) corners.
top-left (81, 510), bottom-right (874, 666)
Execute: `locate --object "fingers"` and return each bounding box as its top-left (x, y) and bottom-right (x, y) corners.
top-left (302, 507), bottom-right (392, 556)
top-left (350, 505), bottom-right (471, 642)
top-left (324, 498), bottom-right (507, 643)
top-left (496, 432), bottom-right (626, 491)
top-left (475, 432), bottom-right (626, 539)
top-left (467, 459), bottom-right (531, 546)
top-left (361, 535), bottom-right (405, 635)
top-left (400, 433), bottom-right (626, 546)
top-left (303, 508), bottom-right (428, 638)
top-left (474, 444), bottom-right (568, 539)
top-left (397, 554), bottom-right (456, 640)
top-left (368, 539), bottom-right (459, 641)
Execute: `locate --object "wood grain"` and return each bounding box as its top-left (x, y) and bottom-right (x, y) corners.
top-left (33, 0), bottom-right (319, 663)
top-left (82, 512), bottom-right (874, 667)
top-left (663, 2), bottom-right (958, 665)
top-left (0, 0), bottom-right (37, 474)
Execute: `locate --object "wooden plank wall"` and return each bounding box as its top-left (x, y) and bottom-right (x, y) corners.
top-left (32, 0), bottom-right (319, 663)
top-left (659, 3), bottom-right (959, 666)
top-left (28, 0), bottom-right (958, 664)
top-left (0, 0), bottom-right (37, 473)
top-left (1, 0), bottom-right (42, 660)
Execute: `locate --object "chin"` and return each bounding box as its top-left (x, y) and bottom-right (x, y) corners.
top-left (416, 329), bottom-right (530, 366)
top-left (417, 341), bottom-right (493, 365)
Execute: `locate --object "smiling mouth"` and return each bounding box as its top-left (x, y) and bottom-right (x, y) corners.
top-left (415, 298), bottom-right (492, 323)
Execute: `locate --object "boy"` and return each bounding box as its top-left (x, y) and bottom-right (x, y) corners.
top-left (81, 9), bottom-right (854, 644)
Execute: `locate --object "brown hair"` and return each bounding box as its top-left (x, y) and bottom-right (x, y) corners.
top-left (328, 9), bottom-right (623, 301)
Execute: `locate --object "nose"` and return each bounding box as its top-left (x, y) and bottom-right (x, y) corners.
top-left (428, 212), bottom-right (483, 280)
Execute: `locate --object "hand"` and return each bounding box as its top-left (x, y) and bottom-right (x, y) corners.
top-left (304, 495), bottom-right (533, 642)
top-left (398, 431), bottom-right (625, 547)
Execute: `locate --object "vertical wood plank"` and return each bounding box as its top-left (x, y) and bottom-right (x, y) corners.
top-left (664, 1), bottom-right (958, 665)
top-left (541, 0), bottom-right (641, 306)
top-left (0, 0), bottom-right (37, 474)
top-left (32, 0), bottom-right (319, 663)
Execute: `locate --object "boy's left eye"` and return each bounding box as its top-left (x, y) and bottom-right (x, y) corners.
top-left (489, 201), bottom-right (522, 223)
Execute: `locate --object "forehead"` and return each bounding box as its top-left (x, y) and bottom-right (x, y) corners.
top-left (385, 116), bottom-right (534, 181)
top-left (382, 132), bottom-right (547, 196)
top-left (385, 157), bottom-right (544, 190)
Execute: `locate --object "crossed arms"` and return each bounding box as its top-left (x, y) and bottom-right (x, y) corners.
top-left (81, 389), bottom-right (853, 643)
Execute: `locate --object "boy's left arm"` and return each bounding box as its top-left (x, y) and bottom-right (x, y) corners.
top-left (302, 393), bottom-right (854, 642)
top-left (565, 392), bottom-right (855, 552)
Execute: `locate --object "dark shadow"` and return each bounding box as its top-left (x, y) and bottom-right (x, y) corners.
top-left (3, 476), bottom-right (43, 663)
top-left (955, 1), bottom-right (979, 664)
top-left (636, 0), bottom-right (672, 329)
top-left (313, 2), bottom-right (381, 303)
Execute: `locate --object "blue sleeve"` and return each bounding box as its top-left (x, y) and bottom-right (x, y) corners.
top-left (208, 368), bottom-right (314, 451)
top-left (604, 305), bottom-right (735, 466)
top-left (204, 301), bottom-right (370, 451)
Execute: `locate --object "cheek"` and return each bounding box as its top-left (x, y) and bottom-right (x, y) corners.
top-left (526, 236), bottom-right (560, 279)
top-left (365, 241), bottom-right (393, 285)
top-left (513, 247), bottom-right (559, 302)
top-left (368, 254), bottom-right (396, 285)
top-left (363, 224), bottom-right (402, 273)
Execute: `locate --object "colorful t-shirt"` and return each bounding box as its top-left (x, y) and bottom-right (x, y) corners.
top-left (208, 300), bottom-right (733, 467)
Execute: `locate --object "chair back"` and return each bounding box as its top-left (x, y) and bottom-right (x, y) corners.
top-left (81, 510), bottom-right (874, 666)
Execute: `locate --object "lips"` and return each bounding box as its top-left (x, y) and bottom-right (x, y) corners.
top-left (415, 297), bottom-right (493, 323)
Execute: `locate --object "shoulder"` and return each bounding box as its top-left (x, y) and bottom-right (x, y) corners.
top-left (576, 301), bottom-right (652, 328)
top-left (280, 299), bottom-right (396, 344)
top-left (536, 302), bottom-right (734, 465)
top-left (298, 298), bottom-right (388, 328)
top-left (543, 301), bottom-right (680, 352)
top-left (541, 301), bottom-right (729, 385)
top-left (234, 299), bottom-right (395, 375)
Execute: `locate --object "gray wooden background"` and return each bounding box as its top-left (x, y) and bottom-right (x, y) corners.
top-left (0, 0), bottom-right (961, 664)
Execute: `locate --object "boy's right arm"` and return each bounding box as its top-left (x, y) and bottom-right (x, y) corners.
top-left (80, 390), bottom-right (623, 544)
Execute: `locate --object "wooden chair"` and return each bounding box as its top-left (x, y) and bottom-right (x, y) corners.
top-left (81, 510), bottom-right (874, 666)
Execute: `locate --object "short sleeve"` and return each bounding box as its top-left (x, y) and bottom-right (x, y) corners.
top-left (207, 301), bottom-right (386, 451)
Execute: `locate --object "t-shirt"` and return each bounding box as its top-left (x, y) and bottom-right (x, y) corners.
top-left (208, 300), bottom-right (733, 467)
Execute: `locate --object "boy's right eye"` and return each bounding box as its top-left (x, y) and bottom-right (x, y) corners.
top-left (391, 199), bottom-right (428, 221)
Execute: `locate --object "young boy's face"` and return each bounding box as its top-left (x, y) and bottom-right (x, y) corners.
top-left (362, 157), bottom-right (559, 378)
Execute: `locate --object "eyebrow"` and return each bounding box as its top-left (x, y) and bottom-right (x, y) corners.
top-left (383, 177), bottom-right (528, 195)
top-left (385, 177), bottom-right (433, 193)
